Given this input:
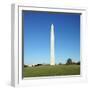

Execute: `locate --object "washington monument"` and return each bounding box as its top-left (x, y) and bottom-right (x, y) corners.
top-left (50, 24), bottom-right (55, 65)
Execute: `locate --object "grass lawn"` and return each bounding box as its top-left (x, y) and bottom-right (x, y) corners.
top-left (23, 65), bottom-right (80, 77)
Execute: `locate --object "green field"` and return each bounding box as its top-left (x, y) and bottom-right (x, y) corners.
top-left (23, 65), bottom-right (80, 77)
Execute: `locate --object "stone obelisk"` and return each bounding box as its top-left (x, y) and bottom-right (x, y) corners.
top-left (50, 24), bottom-right (55, 65)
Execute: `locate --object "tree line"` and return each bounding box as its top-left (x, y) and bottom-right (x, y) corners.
top-left (24, 58), bottom-right (80, 67)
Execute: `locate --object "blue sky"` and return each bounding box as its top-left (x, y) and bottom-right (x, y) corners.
top-left (23, 11), bottom-right (80, 64)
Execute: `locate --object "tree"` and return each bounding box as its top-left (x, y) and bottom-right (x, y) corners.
top-left (24, 65), bottom-right (28, 67)
top-left (59, 62), bottom-right (62, 65)
top-left (77, 61), bottom-right (80, 65)
top-left (66, 58), bottom-right (72, 65)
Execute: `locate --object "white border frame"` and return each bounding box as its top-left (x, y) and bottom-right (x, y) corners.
top-left (11, 4), bottom-right (87, 87)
